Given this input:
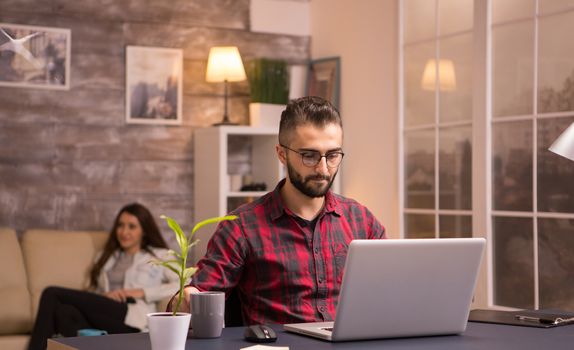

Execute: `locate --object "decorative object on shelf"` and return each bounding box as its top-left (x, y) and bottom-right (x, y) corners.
top-left (549, 122), bottom-right (574, 161)
top-left (0, 23), bottom-right (71, 90)
top-left (126, 46), bottom-right (183, 125)
top-left (307, 56), bottom-right (341, 109)
top-left (229, 174), bottom-right (243, 192)
top-left (147, 214), bottom-right (237, 350)
top-left (241, 182), bottom-right (267, 191)
top-left (206, 46), bottom-right (247, 126)
top-left (289, 64), bottom-right (308, 99)
top-left (246, 58), bottom-right (289, 128)
top-left (421, 58), bottom-right (457, 91)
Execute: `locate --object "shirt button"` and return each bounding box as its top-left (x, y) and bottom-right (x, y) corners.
top-left (314, 248), bottom-right (319, 254)
top-left (318, 279), bottom-right (323, 284)
top-left (319, 306), bottom-right (325, 312)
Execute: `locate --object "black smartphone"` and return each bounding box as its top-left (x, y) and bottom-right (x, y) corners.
top-left (126, 296), bottom-right (136, 304)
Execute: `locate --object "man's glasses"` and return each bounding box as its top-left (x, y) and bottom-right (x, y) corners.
top-left (280, 144), bottom-right (345, 168)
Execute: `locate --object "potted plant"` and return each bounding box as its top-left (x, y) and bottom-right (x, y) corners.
top-left (146, 214), bottom-right (237, 350)
top-left (246, 58), bottom-right (289, 128)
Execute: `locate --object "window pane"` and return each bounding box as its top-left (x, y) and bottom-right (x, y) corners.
top-left (404, 0), bottom-right (436, 43)
top-left (492, 121), bottom-right (533, 211)
top-left (438, 0), bottom-right (473, 35)
top-left (539, 218), bottom-right (574, 310)
top-left (492, 0), bottom-right (535, 24)
top-left (493, 216), bottom-right (534, 308)
top-left (538, 117), bottom-right (574, 212)
top-left (405, 129), bottom-right (435, 209)
top-left (539, 0), bottom-right (574, 14)
top-left (538, 12), bottom-right (574, 113)
top-left (405, 43), bottom-right (435, 127)
top-left (405, 214), bottom-right (435, 238)
top-left (439, 126), bottom-right (472, 209)
top-left (439, 33), bottom-right (473, 123)
top-left (439, 215), bottom-right (472, 238)
top-left (492, 21), bottom-right (534, 117)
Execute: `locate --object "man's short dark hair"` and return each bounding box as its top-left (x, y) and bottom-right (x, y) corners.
top-left (278, 96), bottom-right (342, 145)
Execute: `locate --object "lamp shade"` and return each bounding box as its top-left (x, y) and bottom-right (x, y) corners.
top-left (549, 122), bottom-right (574, 161)
top-left (421, 59), bottom-right (457, 91)
top-left (205, 46), bottom-right (246, 83)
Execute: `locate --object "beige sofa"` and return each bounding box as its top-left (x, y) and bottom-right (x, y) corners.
top-left (0, 227), bottom-right (149, 350)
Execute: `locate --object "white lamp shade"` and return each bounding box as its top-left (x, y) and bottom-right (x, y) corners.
top-left (549, 122), bottom-right (574, 161)
top-left (421, 59), bottom-right (457, 91)
top-left (205, 46), bottom-right (247, 83)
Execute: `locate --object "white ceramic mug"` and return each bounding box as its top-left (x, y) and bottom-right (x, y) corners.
top-left (191, 291), bottom-right (225, 338)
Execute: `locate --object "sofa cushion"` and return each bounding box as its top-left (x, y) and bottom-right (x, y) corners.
top-left (0, 335), bottom-right (29, 350)
top-left (21, 230), bottom-right (108, 318)
top-left (0, 228), bottom-right (32, 335)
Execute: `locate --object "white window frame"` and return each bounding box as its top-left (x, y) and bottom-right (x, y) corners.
top-left (400, 0), bottom-right (574, 310)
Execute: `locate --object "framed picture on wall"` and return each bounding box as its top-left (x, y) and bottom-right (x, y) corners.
top-left (126, 46), bottom-right (183, 125)
top-left (0, 23), bottom-right (71, 90)
top-left (306, 56), bottom-right (340, 109)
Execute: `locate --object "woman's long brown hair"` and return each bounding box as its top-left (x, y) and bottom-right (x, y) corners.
top-left (89, 203), bottom-right (168, 289)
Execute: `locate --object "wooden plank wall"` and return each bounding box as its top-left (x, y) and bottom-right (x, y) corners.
top-left (0, 0), bottom-right (309, 243)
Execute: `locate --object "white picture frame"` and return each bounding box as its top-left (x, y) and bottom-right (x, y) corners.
top-left (0, 23), bottom-right (71, 90)
top-left (126, 46), bottom-right (183, 125)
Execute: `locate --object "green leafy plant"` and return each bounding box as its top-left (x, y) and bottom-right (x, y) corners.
top-left (153, 214), bottom-right (237, 316)
top-left (246, 58), bottom-right (289, 104)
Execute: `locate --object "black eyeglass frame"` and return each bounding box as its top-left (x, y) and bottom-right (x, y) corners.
top-left (280, 144), bottom-right (345, 168)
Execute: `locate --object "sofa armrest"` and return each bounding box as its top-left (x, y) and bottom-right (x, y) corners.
top-left (21, 230), bottom-right (108, 318)
top-left (0, 228), bottom-right (32, 335)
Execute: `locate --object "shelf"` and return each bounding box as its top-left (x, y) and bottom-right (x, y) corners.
top-left (227, 191), bottom-right (268, 197)
top-left (194, 126), bottom-right (283, 264)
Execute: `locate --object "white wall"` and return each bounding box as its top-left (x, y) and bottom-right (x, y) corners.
top-left (310, 0), bottom-right (399, 238)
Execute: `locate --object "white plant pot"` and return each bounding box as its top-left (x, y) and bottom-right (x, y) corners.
top-left (249, 103), bottom-right (286, 129)
top-left (147, 312), bottom-right (191, 350)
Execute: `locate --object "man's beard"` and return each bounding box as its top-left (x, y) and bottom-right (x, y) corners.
top-left (286, 160), bottom-right (337, 198)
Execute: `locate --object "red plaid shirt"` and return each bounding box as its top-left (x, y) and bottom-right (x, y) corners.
top-left (191, 179), bottom-right (386, 325)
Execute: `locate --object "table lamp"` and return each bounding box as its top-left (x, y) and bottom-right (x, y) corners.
top-left (206, 46), bottom-right (247, 126)
top-left (549, 122), bottom-right (574, 161)
top-left (421, 59), bottom-right (457, 91)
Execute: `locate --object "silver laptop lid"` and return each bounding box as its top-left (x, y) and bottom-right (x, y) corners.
top-left (331, 238), bottom-right (485, 341)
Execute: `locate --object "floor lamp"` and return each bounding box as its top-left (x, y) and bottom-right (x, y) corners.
top-left (206, 46), bottom-right (247, 126)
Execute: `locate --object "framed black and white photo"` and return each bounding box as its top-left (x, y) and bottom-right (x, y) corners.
top-left (126, 46), bottom-right (183, 125)
top-left (0, 23), bottom-right (71, 90)
top-left (306, 56), bottom-right (340, 109)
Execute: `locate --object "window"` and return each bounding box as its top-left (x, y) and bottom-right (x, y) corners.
top-left (491, 0), bottom-right (574, 310)
top-left (402, 0), bottom-right (474, 239)
top-left (401, 0), bottom-right (574, 310)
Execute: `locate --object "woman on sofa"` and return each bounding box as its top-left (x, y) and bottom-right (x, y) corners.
top-left (28, 203), bottom-right (179, 350)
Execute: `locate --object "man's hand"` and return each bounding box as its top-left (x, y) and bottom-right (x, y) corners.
top-left (166, 286), bottom-right (198, 313)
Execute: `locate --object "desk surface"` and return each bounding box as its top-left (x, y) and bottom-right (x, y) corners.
top-left (47, 321), bottom-right (574, 350)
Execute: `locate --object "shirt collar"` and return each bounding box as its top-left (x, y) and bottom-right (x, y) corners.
top-left (269, 179), bottom-right (342, 220)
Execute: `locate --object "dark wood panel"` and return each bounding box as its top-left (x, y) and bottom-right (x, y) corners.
top-left (0, 0), bottom-right (309, 234)
top-left (124, 24), bottom-right (309, 62)
top-left (0, 124), bottom-right (56, 161)
top-left (1, 0), bottom-right (248, 29)
top-left (0, 161), bottom-right (122, 194)
top-left (118, 125), bottom-right (194, 161)
top-left (183, 95), bottom-right (250, 127)
top-left (118, 160), bottom-right (193, 195)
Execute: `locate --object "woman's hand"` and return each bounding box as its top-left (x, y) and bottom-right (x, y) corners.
top-left (104, 288), bottom-right (145, 303)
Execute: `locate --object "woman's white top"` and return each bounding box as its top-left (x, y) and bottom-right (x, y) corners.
top-left (95, 247), bottom-right (179, 330)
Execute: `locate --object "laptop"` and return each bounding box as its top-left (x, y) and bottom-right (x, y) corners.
top-left (284, 238), bottom-right (485, 341)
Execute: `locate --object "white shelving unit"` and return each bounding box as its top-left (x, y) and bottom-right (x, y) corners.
top-left (193, 126), bottom-right (284, 262)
